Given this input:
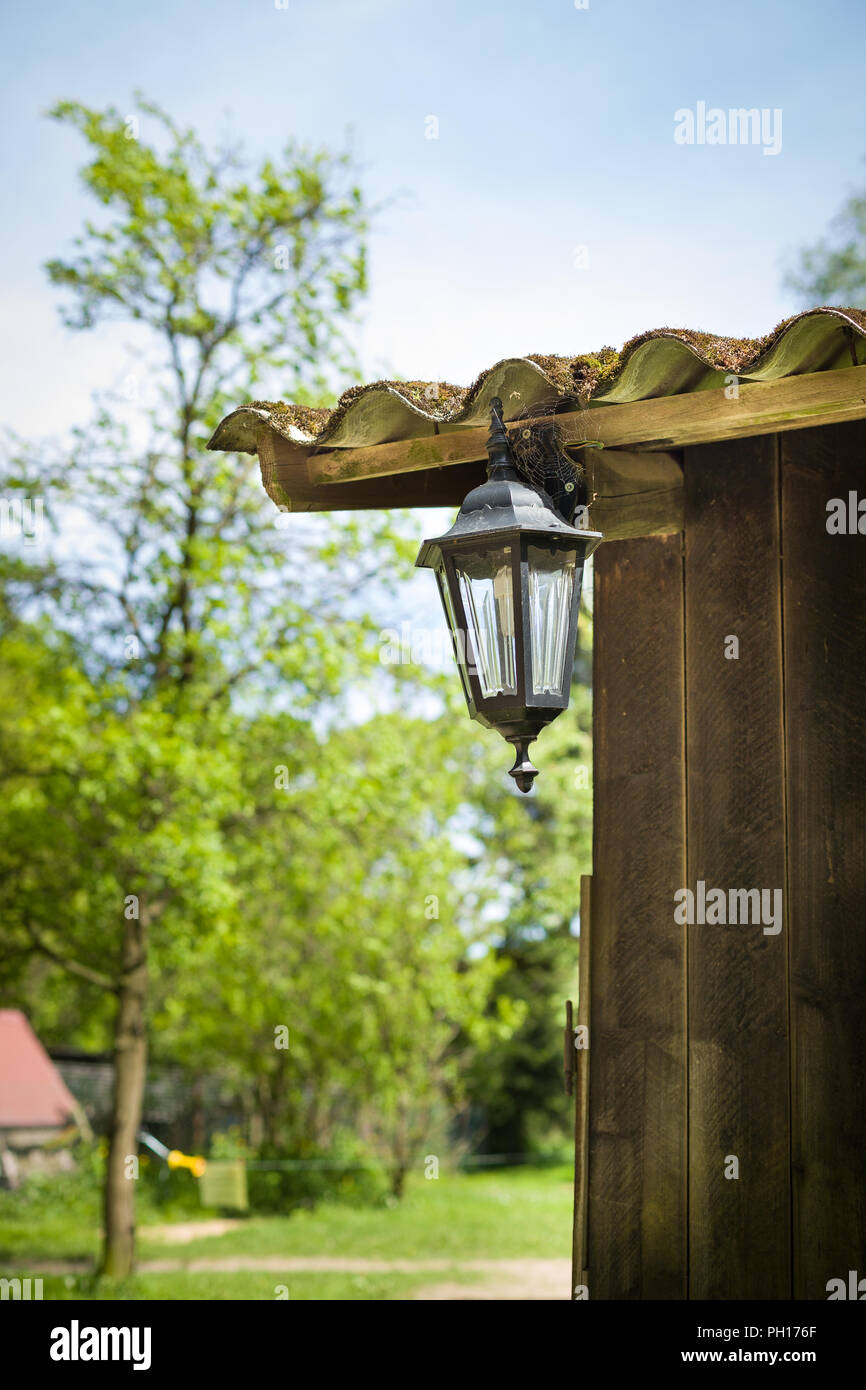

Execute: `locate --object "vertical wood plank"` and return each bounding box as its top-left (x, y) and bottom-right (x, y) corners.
top-left (589, 535), bottom-right (687, 1298)
top-left (685, 435), bottom-right (790, 1299)
top-left (782, 419), bottom-right (866, 1300)
top-left (572, 874), bottom-right (592, 1296)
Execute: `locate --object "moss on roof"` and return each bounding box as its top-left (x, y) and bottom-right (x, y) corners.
top-left (210, 307), bottom-right (866, 454)
top-left (246, 399), bottom-right (332, 436)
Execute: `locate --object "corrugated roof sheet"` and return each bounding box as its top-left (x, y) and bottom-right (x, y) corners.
top-left (209, 306), bottom-right (866, 455)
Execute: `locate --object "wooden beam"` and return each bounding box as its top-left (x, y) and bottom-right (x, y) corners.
top-left (257, 429), bottom-right (485, 512)
top-left (585, 449), bottom-right (683, 538)
top-left (572, 874), bottom-right (592, 1297)
top-left (260, 426), bottom-right (684, 538)
top-left (589, 535), bottom-right (688, 1299)
top-left (782, 420), bottom-right (866, 1300)
top-left (305, 364), bottom-right (866, 485)
top-left (314, 427), bottom-right (486, 484)
top-left (685, 434), bottom-right (790, 1300)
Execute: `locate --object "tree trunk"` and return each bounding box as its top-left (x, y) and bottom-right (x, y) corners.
top-left (389, 1108), bottom-right (411, 1200)
top-left (101, 907), bottom-right (148, 1279)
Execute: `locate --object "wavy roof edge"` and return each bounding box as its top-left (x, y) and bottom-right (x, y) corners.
top-left (208, 306), bottom-right (866, 455)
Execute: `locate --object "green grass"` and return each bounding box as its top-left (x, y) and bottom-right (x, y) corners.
top-left (0, 1161), bottom-right (201, 1264)
top-left (0, 1180), bottom-right (100, 1263)
top-left (36, 1270), bottom-right (476, 1301)
top-left (0, 1163), bottom-right (573, 1299)
top-left (139, 1166), bottom-right (573, 1263)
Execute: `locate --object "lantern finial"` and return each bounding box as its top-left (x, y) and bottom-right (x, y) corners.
top-left (507, 738), bottom-right (539, 794)
top-left (486, 397), bottom-right (519, 481)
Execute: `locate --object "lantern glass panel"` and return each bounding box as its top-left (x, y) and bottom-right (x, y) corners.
top-left (526, 545), bottom-right (578, 697)
top-left (452, 546), bottom-right (517, 698)
top-left (435, 567), bottom-right (472, 705)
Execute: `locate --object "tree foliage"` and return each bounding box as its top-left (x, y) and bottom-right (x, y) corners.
top-left (0, 96), bottom-right (593, 1269)
top-left (785, 169), bottom-right (866, 306)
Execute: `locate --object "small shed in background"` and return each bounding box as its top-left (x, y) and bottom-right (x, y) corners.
top-left (210, 305), bottom-right (866, 1300)
top-left (0, 1010), bottom-right (80, 1159)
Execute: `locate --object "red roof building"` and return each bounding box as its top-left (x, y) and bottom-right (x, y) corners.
top-left (0, 1010), bottom-right (78, 1145)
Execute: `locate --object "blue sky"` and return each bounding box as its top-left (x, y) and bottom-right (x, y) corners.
top-left (1, 0), bottom-right (864, 440)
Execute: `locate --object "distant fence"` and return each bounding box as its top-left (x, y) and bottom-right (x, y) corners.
top-left (241, 1153), bottom-right (568, 1171)
top-left (49, 1052), bottom-right (242, 1150)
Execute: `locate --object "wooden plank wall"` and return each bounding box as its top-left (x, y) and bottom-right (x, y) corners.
top-left (782, 420), bottom-right (866, 1300)
top-left (685, 436), bottom-right (790, 1299)
top-left (589, 535), bottom-right (688, 1299)
top-left (572, 874), bottom-right (593, 1295)
top-left (586, 419), bottom-right (866, 1299)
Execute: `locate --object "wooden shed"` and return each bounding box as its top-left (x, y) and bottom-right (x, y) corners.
top-left (0, 1010), bottom-right (79, 1150)
top-left (210, 306), bottom-right (866, 1300)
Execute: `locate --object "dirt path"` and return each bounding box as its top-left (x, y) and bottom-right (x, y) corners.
top-left (142, 1219), bottom-right (242, 1244)
top-left (22, 1255), bottom-right (570, 1300)
top-left (410, 1259), bottom-right (569, 1300)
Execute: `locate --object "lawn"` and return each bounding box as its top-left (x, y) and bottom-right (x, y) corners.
top-left (0, 1163), bottom-right (573, 1300)
top-left (38, 1270), bottom-right (473, 1301)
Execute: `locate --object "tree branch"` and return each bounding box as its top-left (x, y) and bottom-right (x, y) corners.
top-left (22, 920), bottom-right (117, 993)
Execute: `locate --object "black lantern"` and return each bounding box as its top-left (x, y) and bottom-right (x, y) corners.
top-left (416, 398), bottom-right (602, 793)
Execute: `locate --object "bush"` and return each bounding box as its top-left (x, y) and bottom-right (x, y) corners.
top-left (209, 1127), bottom-right (390, 1213)
top-left (0, 1143), bottom-right (101, 1222)
top-left (137, 1154), bottom-right (203, 1215)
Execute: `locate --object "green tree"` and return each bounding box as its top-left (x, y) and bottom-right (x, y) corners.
top-left (785, 170), bottom-right (866, 305)
top-left (465, 627), bottom-right (593, 1155)
top-left (157, 706), bottom-right (512, 1197)
top-left (0, 93), bottom-right (375, 1278)
top-left (1, 94), bottom-right (533, 1274)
